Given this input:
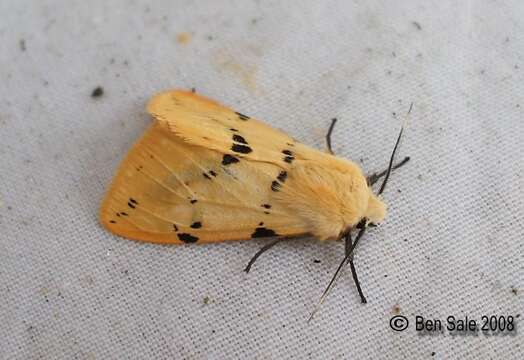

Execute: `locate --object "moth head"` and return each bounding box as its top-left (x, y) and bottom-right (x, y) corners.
top-left (364, 191), bottom-right (386, 225)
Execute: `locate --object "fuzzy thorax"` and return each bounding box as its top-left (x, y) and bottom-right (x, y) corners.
top-left (275, 158), bottom-right (387, 240)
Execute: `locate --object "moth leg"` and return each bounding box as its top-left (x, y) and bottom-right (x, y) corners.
top-left (345, 232), bottom-right (367, 304)
top-left (367, 156), bottom-right (410, 186)
top-left (325, 118), bottom-right (337, 154)
top-left (244, 238), bottom-right (282, 273)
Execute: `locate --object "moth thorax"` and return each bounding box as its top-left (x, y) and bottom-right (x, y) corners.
top-left (277, 160), bottom-right (372, 240)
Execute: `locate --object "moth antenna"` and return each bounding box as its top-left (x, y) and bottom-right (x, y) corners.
top-left (377, 102), bottom-right (412, 195)
top-left (244, 238), bottom-right (282, 273)
top-left (407, 101), bottom-right (414, 115)
top-left (400, 102), bottom-right (413, 132)
top-left (377, 127), bottom-right (403, 195)
top-left (326, 118), bottom-right (337, 154)
top-left (366, 103), bottom-right (412, 189)
top-left (308, 220), bottom-right (367, 323)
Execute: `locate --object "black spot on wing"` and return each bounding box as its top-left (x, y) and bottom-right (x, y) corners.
top-left (261, 204), bottom-right (272, 209)
top-left (229, 128), bottom-right (239, 132)
top-left (222, 154), bottom-right (239, 165)
top-left (251, 227), bottom-right (278, 238)
top-left (259, 222), bottom-right (264, 226)
top-left (190, 199), bottom-right (198, 204)
top-left (120, 212), bottom-right (128, 216)
top-left (284, 155), bottom-right (295, 163)
top-left (282, 150), bottom-right (294, 163)
top-left (277, 171), bottom-right (287, 182)
top-left (232, 144), bottom-right (252, 154)
top-left (173, 224), bottom-right (179, 232)
top-left (235, 112), bottom-right (250, 121)
top-left (178, 233), bottom-right (199, 243)
top-left (128, 197), bottom-right (139, 208)
top-left (271, 171), bottom-right (288, 192)
top-left (232, 134), bottom-right (248, 144)
top-left (203, 170), bottom-right (218, 179)
top-left (190, 221), bottom-right (202, 229)
top-left (109, 220), bottom-right (116, 224)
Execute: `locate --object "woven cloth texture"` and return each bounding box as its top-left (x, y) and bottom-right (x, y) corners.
top-left (0, 0), bottom-right (522, 359)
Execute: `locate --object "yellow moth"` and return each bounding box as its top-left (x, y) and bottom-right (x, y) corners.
top-left (100, 90), bottom-right (395, 243)
top-left (100, 90), bottom-right (408, 318)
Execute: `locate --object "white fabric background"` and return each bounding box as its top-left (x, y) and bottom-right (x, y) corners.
top-left (1, 0), bottom-right (523, 358)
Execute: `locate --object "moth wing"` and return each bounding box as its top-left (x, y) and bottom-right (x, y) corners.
top-left (100, 122), bottom-right (309, 244)
top-left (147, 90), bottom-right (318, 165)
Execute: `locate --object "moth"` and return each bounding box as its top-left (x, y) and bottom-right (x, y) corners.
top-left (100, 90), bottom-right (409, 319)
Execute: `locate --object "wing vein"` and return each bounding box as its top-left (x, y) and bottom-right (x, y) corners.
top-left (146, 150), bottom-right (196, 197)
